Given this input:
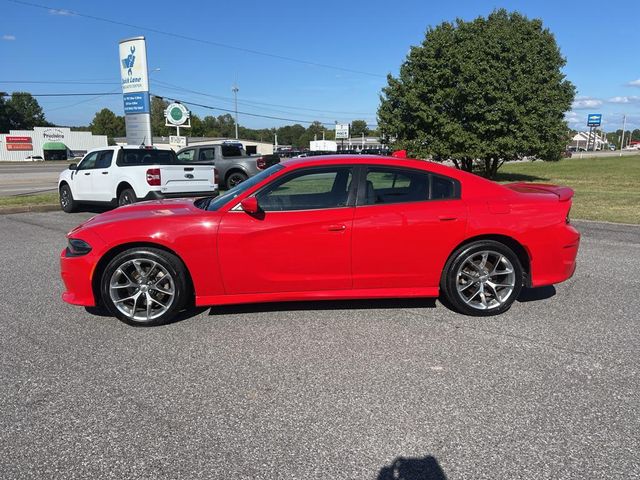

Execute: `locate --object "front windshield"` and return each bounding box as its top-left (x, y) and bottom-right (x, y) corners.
top-left (206, 164), bottom-right (285, 211)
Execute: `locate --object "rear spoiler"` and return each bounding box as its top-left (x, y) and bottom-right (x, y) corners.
top-left (504, 182), bottom-right (574, 202)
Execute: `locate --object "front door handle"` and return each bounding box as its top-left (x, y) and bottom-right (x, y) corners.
top-left (328, 224), bottom-right (346, 231)
top-left (84, 172), bottom-right (90, 176)
top-left (102, 171), bottom-right (109, 175)
top-left (438, 216), bottom-right (457, 221)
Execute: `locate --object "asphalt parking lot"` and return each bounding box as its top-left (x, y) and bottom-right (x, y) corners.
top-left (1, 211), bottom-right (638, 479)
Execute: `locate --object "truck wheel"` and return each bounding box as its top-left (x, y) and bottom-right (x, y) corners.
top-left (226, 171), bottom-right (248, 189)
top-left (59, 184), bottom-right (77, 213)
top-left (118, 188), bottom-right (137, 206)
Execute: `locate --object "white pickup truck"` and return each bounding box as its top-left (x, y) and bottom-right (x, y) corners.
top-left (58, 146), bottom-right (219, 213)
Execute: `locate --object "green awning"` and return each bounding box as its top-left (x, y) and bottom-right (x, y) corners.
top-left (43, 142), bottom-right (67, 150)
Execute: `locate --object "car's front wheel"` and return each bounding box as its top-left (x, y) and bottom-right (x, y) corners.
top-left (100, 248), bottom-right (189, 326)
top-left (441, 240), bottom-right (523, 316)
top-left (59, 184), bottom-right (77, 213)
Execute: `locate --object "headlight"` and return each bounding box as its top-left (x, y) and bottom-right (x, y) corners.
top-left (66, 238), bottom-right (92, 256)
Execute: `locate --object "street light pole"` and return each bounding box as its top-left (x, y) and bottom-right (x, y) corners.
top-left (620, 114), bottom-right (627, 155)
top-left (232, 83), bottom-right (239, 139)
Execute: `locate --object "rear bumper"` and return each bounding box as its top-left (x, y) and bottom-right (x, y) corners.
top-left (143, 189), bottom-right (219, 201)
top-left (530, 224), bottom-right (580, 287)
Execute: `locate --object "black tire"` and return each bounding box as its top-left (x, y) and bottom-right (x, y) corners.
top-left (226, 171), bottom-right (248, 189)
top-left (441, 240), bottom-right (523, 316)
top-left (59, 184), bottom-right (77, 213)
top-left (118, 188), bottom-right (137, 206)
top-left (100, 248), bottom-right (189, 326)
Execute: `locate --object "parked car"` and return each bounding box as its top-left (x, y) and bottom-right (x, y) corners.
top-left (60, 155), bottom-right (580, 326)
top-left (57, 146), bottom-right (218, 212)
top-left (176, 143), bottom-right (280, 189)
top-left (24, 155), bottom-right (44, 161)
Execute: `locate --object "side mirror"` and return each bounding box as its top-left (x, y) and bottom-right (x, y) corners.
top-left (240, 197), bottom-right (259, 214)
top-left (68, 163), bottom-right (77, 170)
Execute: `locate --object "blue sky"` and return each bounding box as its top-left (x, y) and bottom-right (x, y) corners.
top-left (1, 0), bottom-right (639, 132)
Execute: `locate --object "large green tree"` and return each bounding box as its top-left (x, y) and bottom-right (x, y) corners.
top-left (89, 108), bottom-right (125, 140)
top-left (0, 92), bottom-right (50, 131)
top-left (350, 120), bottom-right (369, 137)
top-left (378, 9), bottom-right (575, 177)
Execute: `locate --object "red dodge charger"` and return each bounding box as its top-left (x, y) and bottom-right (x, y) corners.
top-left (60, 155), bottom-right (580, 325)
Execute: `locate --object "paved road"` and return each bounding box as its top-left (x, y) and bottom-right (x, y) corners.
top-left (0, 213), bottom-right (638, 479)
top-left (0, 162), bottom-right (70, 196)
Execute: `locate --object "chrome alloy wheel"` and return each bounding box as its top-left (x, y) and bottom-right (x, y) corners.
top-left (455, 250), bottom-right (516, 311)
top-left (109, 258), bottom-right (176, 322)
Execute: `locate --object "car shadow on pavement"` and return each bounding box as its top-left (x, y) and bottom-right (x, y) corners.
top-left (377, 455), bottom-right (447, 480)
top-left (517, 285), bottom-right (556, 303)
top-left (208, 298), bottom-right (437, 315)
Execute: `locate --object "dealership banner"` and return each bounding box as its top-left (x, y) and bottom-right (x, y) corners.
top-left (119, 36), bottom-right (152, 145)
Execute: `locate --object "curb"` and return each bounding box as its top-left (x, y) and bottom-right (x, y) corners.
top-left (0, 204), bottom-right (60, 215)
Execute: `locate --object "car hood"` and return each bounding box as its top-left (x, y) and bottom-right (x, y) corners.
top-left (69, 198), bottom-right (210, 234)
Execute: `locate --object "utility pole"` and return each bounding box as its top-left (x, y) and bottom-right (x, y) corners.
top-left (620, 114), bottom-right (627, 156)
top-left (232, 82), bottom-right (239, 139)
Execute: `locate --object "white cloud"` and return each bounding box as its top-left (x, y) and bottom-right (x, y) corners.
top-left (572, 97), bottom-right (603, 109)
top-left (608, 96), bottom-right (640, 104)
top-left (2, 34), bottom-right (16, 41)
top-left (627, 79), bottom-right (640, 87)
top-left (49, 8), bottom-right (73, 16)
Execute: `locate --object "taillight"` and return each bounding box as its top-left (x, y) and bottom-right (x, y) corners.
top-left (256, 156), bottom-right (266, 169)
top-left (146, 168), bottom-right (161, 186)
top-left (214, 167), bottom-right (220, 186)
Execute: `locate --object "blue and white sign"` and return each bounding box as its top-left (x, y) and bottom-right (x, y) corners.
top-left (119, 37), bottom-right (149, 94)
top-left (119, 36), bottom-right (152, 145)
top-left (123, 92), bottom-right (150, 114)
top-left (587, 113), bottom-right (602, 127)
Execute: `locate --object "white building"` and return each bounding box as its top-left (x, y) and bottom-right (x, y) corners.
top-left (310, 137), bottom-right (387, 152)
top-left (0, 127), bottom-right (108, 161)
top-left (571, 131), bottom-right (607, 150)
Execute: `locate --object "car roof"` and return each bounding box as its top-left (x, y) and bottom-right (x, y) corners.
top-left (281, 154), bottom-right (468, 180)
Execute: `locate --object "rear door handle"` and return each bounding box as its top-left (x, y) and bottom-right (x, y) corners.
top-left (438, 216), bottom-right (457, 221)
top-left (84, 172), bottom-right (90, 176)
top-left (102, 172), bottom-right (109, 175)
top-left (328, 224), bottom-right (347, 231)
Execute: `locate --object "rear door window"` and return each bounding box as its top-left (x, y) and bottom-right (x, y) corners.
top-left (361, 167), bottom-right (459, 205)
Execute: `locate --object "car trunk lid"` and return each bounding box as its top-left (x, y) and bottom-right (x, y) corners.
top-left (504, 182), bottom-right (574, 202)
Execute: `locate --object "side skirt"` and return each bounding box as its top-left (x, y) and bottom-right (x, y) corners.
top-left (195, 286), bottom-right (440, 307)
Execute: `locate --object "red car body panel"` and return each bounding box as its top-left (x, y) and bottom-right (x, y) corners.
top-left (60, 156), bottom-right (580, 309)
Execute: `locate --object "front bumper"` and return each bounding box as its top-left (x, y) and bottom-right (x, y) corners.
top-left (60, 247), bottom-right (98, 306)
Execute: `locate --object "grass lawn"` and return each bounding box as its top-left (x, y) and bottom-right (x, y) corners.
top-left (0, 191), bottom-right (59, 208)
top-left (496, 155), bottom-right (640, 224)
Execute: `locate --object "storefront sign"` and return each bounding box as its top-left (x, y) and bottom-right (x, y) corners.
top-left (6, 136), bottom-right (32, 143)
top-left (7, 143), bottom-right (33, 151)
top-left (123, 92), bottom-right (150, 114)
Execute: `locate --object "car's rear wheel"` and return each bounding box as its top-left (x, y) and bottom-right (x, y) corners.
top-left (59, 184), bottom-right (77, 213)
top-left (226, 171), bottom-right (248, 189)
top-left (100, 248), bottom-right (189, 326)
top-left (441, 240), bottom-right (523, 316)
top-left (118, 188), bottom-right (137, 206)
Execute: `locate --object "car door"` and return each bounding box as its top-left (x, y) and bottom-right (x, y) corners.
top-left (351, 166), bottom-right (468, 290)
top-left (217, 166), bottom-right (356, 294)
top-left (90, 150), bottom-right (115, 202)
top-left (71, 151), bottom-right (99, 200)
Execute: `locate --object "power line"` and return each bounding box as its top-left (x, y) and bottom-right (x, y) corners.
top-left (0, 92), bottom-right (121, 96)
top-left (152, 94), bottom-right (339, 126)
top-left (0, 80), bottom-right (118, 85)
top-left (153, 79), bottom-right (378, 116)
top-left (9, 0), bottom-right (385, 78)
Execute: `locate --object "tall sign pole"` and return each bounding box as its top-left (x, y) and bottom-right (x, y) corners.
top-left (119, 36), bottom-right (152, 145)
top-left (620, 114), bottom-right (627, 156)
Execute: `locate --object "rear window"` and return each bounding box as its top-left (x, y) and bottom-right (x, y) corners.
top-left (117, 149), bottom-right (180, 166)
top-left (220, 145), bottom-right (244, 157)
